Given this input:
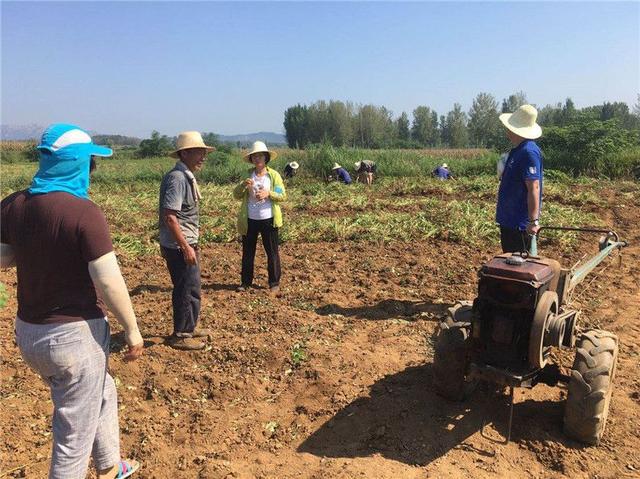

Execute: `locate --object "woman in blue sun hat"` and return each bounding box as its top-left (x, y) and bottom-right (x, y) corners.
top-left (1, 124), bottom-right (142, 478)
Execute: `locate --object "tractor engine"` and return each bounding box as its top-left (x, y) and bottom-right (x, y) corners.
top-left (471, 254), bottom-right (560, 371)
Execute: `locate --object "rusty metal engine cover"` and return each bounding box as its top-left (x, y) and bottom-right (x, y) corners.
top-left (480, 254), bottom-right (555, 284)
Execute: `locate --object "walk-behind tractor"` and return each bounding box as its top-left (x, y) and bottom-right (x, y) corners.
top-left (433, 227), bottom-right (627, 445)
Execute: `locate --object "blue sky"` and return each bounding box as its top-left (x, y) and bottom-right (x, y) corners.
top-left (1, 1), bottom-right (638, 137)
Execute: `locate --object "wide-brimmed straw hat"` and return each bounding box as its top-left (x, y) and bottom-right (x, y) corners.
top-left (244, 141), bottom-right (278, 163)
top-left (332, 163), bottom-right (342, 170)
top-left (442, 163), bottom-right (448, 169)
top-left (289, 161), bottom-right (299, 169)
top-left (499, 104), bottom-right (542, 140)
top-left (170, 131), bottom-right (216, 158)
top-left (354, 161), bottom-right (361, 170)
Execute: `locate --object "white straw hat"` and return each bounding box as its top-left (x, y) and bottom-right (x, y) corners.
top-left (332, 162), bottom-right (342, 170)
top-left (289, 161), bottom-right (299, 169)
top-left (244, 141), bottom-right (278, 163)
top-left (442, 163), bottom-right (448, 169)
top-left (170, 131), bottom-right (215, 158)
top-left (354, 161), bottom-right (361, 170)
top-left (499, 104), bottom-right (542, 140)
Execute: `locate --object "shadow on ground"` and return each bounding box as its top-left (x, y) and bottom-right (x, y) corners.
top-left (202, 282), bottom-right (240, 292)
top-left (130, 284), bottom-right (171, 296)
top-left (110, 330), bottom-right (168, 350)
top-left (315, 299), bottom-right (449, 321)
top-left (130, 282), bottom-right (239, 297)
top-left (298, 365), bottom-right (573, 467)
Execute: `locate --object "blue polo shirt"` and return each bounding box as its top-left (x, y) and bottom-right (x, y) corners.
top-left (496, 140), bottom-right (543, 230)
top-left (335, 167), bottom-right (352, 184)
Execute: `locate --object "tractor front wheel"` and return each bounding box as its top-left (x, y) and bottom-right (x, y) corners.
top-left (433, 322), bottom-right (472, 401)
top-left (563, 329), bottom-right (618, 445)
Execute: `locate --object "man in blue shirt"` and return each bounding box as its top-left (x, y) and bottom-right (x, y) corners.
top-left (433, 163), bottom-right (453, 180)
top-left (331, 162), bottom-right (352, 184)
top-left (496, 104), bottom-right (543, 253)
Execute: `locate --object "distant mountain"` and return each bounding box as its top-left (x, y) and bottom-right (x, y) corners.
top-left (1, 125), bottom-right (287, 147)
top-left (1, 124), bottom-right (45, 140)
top-left (217, 132), bottom-right (286, 146)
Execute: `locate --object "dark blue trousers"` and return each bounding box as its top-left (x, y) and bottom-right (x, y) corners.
top-left (500, 226), bottom-right (532, 254)
top-left (241, 218), bottom-right (281, 288)
top-left (161, 245), bottom-right (201, 336)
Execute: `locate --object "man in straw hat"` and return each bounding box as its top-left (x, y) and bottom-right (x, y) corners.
top-left (331, 162), bottom-right (352, 184)
top-left (160, 131), bottom-right (214, 350)
top-left (283, 161), bottom-right (299, 179)
top-left (495, 104), bottom-right (544, 253)
top-left (1, 123), bottom-right (142, 478)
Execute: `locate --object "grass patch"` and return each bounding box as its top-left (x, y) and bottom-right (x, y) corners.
top-left (290, 343), bottom-right (307, 367)
top-left (0, 282), bottom-right (8, 309)
top-left (539, 203), bottom-right (604, 248)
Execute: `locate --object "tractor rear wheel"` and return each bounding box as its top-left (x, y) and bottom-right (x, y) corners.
top-left (433, 322), bottom-right (471, 401)
top-left (563, 329), bottom-right (618, 445)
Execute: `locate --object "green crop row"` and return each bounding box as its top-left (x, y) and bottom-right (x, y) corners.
top-left (2, 157), bottom-right (632, 258)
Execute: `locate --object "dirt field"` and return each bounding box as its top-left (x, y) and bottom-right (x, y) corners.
top-left (1, 187), bottom-right (639, 479)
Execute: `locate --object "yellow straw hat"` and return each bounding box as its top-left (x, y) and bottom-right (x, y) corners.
top-left (499, 104), bottom-right (542, 140)
top-left (169, 131), bottom-right (216, 158)
top-left (244, 141), bottom-right (278, 163)
top-left (332, 163), bottom-right (342, 170)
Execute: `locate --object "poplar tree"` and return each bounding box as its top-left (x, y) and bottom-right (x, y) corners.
top-left (396, 112), bottom-right (410, 141)
top-left (468, 93), bottom-right (499, 147)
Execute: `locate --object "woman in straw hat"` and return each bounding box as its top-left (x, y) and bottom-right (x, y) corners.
top-left (354, 160), bottom-right (376, 185)
top-left (283, 161), bottom-right (299, 179)
top-left (233, 141), bottom-right (287, 293)
top-left (495, 104), bottom-right (544, 254)
top-left (160, 131), bottom-right (215, 351)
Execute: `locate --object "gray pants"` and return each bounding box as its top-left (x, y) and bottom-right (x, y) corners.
top-left (15, 317), bottom-right (120, 479)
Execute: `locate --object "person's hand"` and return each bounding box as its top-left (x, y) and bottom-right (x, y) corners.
top-left (526, 223), bottom-right (540, 235)
top-left (124, 341), bottom-right (144, 362)
top-left (124, 329), bottom-right (144, 361)
top-left (255, 189), bottom-right (270, 201)
top-left (244, 178), bottom-right (254, 189)
top-left (182, 244), bottom-right (197, 265)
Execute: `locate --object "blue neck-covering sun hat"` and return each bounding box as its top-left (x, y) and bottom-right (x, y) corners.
top-left (29, 123), bottom-right (113, 199)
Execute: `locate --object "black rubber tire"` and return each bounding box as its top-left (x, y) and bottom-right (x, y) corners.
top-left (433, 324), bottom-right (471, 401)
top-left (563, 329), bottom-right (618, 445)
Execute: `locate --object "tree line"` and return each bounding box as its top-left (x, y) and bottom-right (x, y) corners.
top-left (283, 93), bottom-right (640, 150)
top-left (95, 92), bottom-right (640, 171)
top-left (135, 131), bottom-right (228, 158)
